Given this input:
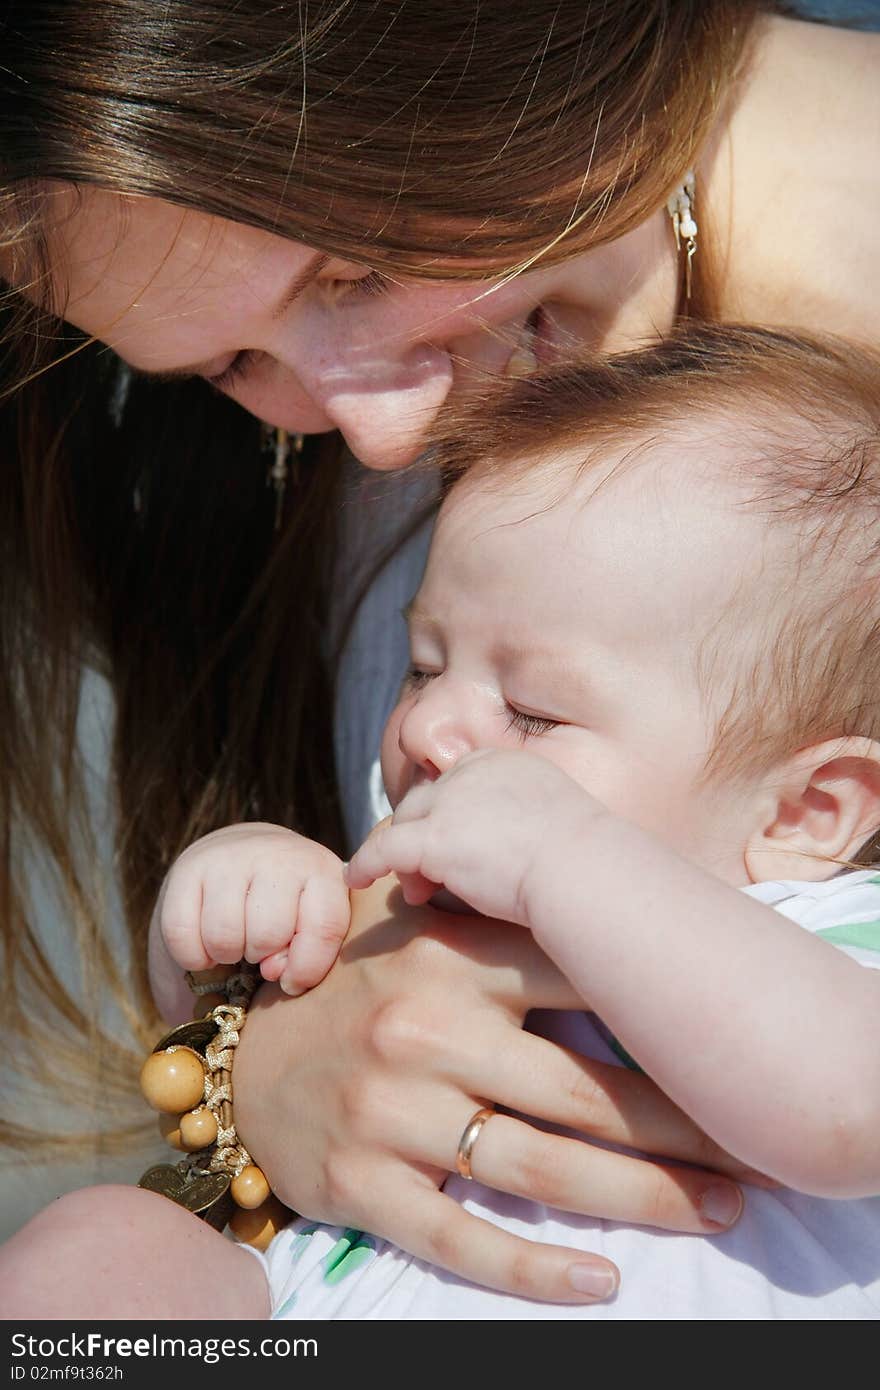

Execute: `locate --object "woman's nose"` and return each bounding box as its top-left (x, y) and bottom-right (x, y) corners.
top-left (296, 336), bottom-right (454, 471)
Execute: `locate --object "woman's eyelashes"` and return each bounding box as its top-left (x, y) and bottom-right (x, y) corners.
top-left (338, 269), bottom-right (390, 300)
top-left (203, 272), bottom-right (390, 392)
top-left (404, 668), bottom-right (559, 739)
top-left (321, 268), bottom-right (391, 305)
top-left (205, 349), bottom-right (256, 391)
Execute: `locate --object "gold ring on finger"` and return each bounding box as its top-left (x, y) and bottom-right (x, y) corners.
top-left (455, 1106), bottom-right (495, 1181)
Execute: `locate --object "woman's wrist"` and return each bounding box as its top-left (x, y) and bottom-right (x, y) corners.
top-left (232, 980), bottom-right (292, 1199)
top-left (138, 964), bottom-right (292, 1250)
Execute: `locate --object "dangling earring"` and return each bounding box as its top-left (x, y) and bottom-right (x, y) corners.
top-left (109, 359), bottom-right (132, 429)
top-left (262, 426), bottom-right (304, 531)
top-left (667, 171), bottom-right (697, 304)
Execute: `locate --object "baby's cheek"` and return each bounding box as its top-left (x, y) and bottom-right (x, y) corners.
top-left (636, 788), bottom-right (749, 883)
top-left (379, 702), bottom-right (410, 809)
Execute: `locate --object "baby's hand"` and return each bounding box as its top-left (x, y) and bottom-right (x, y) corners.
top-left (157, 823), bottom-right (350, 995)
top-left (346, 750), bottom-right (601, 928)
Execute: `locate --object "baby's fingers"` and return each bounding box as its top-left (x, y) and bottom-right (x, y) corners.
top-left (243, 867), bottom-right (305, 964)
top-left (259, 949), bottom-right (288, 983)
top-left (279, 875), bottom-right (352, 995)
top-left (396, 871), bottom-right (439, 906)
top-left (158, 872), bottom-right (214, 972)
top-left (346, 821), bottom-right (429, 890)
top-left (196, 870), bottom-right (252, 965)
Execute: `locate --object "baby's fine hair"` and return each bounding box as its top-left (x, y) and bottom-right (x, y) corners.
top-left (429, 323), bottom-right (880, 816)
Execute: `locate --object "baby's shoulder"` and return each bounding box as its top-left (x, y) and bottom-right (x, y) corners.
top-left (744, 869), bottom-right (880, 968)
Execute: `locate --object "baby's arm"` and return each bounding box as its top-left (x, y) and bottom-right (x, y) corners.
top-left (149, 822), bottom-right (350, 1023)
top-left (525, 810), bottom-right (880, 1198)
top-left (347, 750), bottom-right (880, 1197)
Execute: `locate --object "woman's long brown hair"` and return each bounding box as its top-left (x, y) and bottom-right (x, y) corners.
top-left (0, 1), bottom-right (764, 1162)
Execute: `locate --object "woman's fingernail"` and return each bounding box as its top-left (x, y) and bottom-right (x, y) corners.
top-left (567, 1263), bottom-right (619, 1299)
top-left (699, 1184), bottom-right (743, 1228)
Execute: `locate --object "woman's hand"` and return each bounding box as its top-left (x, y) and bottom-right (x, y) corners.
top-left (234, 877), bottom-right (753, 1304)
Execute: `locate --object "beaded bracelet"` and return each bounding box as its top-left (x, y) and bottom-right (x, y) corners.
top-left (138, 964), bottom-right (292, 1250)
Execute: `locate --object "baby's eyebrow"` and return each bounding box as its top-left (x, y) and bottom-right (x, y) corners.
top-left (402, 600), bottom-right (442, 635)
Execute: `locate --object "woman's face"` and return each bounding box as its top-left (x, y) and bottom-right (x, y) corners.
top-left (47, 187), bottom-right (676, 470)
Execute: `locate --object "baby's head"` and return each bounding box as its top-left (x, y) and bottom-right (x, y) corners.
top-left (381, 325), bottom-right (880, 886)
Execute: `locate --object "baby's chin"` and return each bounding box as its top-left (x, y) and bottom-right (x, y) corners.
top-left (428, 887), bottom-right (478, 915)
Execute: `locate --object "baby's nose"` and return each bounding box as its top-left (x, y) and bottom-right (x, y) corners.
top-left (398, 701), bottom-right (476, 778)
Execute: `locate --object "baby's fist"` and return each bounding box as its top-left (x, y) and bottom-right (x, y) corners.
top-left (157, 823), bottom-right (350, 995)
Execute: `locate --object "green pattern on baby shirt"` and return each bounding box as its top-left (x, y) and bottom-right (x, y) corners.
top-left (323, 1229), bottom-right (377, 1285)
top-left (817, 917), bottom-right (880, 952)
top-left (270, 1227), bottom-right (321, 1319)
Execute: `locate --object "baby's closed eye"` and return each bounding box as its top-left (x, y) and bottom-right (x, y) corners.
top-left (504, 707), bottom-right (560, 738)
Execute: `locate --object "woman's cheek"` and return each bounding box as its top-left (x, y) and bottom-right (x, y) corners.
top-left (230, 362), bottom-right (335, 435)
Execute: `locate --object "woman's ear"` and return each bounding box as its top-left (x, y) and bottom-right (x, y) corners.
top-left (744, 737), bottom-right (880, 883)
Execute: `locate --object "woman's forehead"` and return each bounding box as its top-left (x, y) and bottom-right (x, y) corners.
top-left (51, 188), bottom-right (303, 301)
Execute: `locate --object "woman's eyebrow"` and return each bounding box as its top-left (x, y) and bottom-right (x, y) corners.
top-left (271, 253), bottom-right (330, 320)
top-left (131, 253), bottom-right (332, 380)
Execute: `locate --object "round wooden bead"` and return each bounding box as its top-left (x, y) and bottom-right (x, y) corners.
top-left (191, 991), bottom-right (226, 1019)
top-left (178, 1106), bottom-right (219, 1152)
top-left (157, 1112), bottom-right (185, 1151)
top-left (230, 1164), bottom-right (271, 1210)
top-left (140, 1048), bottom-right (206, 1114)
top-left (228, 1195), bottom-right (289, 1251)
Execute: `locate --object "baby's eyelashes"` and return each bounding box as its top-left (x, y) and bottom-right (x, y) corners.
top-left (505, 707), bottom-right (560, 739)
top-left (404, 666), bottom-right (438, 690)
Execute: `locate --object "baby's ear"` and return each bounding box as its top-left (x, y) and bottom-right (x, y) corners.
top-left (744, 738), bottom-right (880, 883)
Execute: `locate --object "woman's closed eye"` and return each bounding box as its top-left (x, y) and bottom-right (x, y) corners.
top-left (205, 349), bottom-right (257, 392)
top-left (203, 272), bottom-right (390, 393)
top-left (336, 269), bottom-right (390, 301)
top-left (319, 266), bottom-right (393, 306)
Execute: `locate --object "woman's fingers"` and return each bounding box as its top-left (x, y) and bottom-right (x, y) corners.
top-left (448, 1027), bottom-right (768, 1185)
top-left (449, 1111), bottom-right (743, 1234)
top-left (374, 1173), bottom-right (619, 1305)
top-left (338, 1073), bottom-right (744, 1236)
